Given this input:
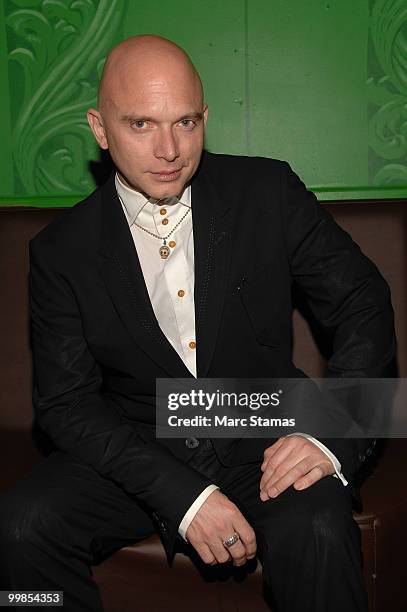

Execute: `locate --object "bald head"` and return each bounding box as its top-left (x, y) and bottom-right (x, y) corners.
top-left (87, 34), bottom-right (208, 199)
top-left (98, 35), bottom-right (203, 113)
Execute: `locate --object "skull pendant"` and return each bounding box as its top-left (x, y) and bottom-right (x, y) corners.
top-left (159, 245), bottom-right (170, 259)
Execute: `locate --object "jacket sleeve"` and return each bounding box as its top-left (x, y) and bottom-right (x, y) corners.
top-left (281, 162), bottom-right (397, 479)
top-left (29, 237), bottom-right (211, 552)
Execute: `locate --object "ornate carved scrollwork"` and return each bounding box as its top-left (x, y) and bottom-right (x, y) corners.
top-left (368, 0), bottom-right (407, 185)
top-left (6, 0), bottom-right (124, 195)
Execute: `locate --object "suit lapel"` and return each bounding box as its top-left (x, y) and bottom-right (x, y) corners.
top-left (99, 174), bottom-right (192, 378)
top-left (192, 162), bottom-right (232, 377)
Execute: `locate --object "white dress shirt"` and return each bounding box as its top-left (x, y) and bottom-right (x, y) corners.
top-left (115, 173), bottom-right (347, 543)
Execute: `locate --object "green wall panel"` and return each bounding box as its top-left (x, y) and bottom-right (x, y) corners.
top-left (247, 0), bottom-right (369, 194)
top-left (0, 0), bottom-right (406, 206)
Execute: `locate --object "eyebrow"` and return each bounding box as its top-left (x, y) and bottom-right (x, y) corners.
top-left (121, 111), bottom-right (203, 123)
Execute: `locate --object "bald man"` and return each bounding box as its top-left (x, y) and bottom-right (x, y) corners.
top-left (0, 36), bottom-right (395, 611)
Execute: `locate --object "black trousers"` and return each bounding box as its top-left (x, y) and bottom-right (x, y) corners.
top-left (0, 439), bottom-right (368, 612)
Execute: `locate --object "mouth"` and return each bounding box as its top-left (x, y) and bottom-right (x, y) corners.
top-left (151, 168), bottom-right (183, 182)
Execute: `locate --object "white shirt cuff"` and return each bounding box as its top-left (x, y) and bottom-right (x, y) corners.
top-left (287, 433), bottom-right (348, 486)
top-left (178, 484), bottom-right (220, 541)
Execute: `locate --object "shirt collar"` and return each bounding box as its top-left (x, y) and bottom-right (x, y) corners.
top-left (115, 172), bottom-right (191, 227)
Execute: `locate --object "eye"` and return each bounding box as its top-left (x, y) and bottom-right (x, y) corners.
top-left (179, 119), bottom-right (195, 129)
top-left (132, 120), bottom-right (146, 129)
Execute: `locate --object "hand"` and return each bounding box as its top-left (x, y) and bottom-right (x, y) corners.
top-left (260, 435), bottom-right (335, 501)
top-left (185, 489), bottom-right (257, 566)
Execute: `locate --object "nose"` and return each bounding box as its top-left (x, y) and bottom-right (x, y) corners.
top-left (154, 127), bottom-right (180, 162)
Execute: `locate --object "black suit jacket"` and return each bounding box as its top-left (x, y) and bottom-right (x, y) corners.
top-left (29, 152), bottom-right (396, 557)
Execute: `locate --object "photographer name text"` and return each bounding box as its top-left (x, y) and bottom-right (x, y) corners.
top-left (167, 415), bottom-right (296, 427)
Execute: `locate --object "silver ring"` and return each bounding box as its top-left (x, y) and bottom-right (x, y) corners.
top-left (223, 532), bottom-right (240, 548)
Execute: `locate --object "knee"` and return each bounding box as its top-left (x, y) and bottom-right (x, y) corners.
top-left (259, 498), bottom-right (357, 554)
top-left (311, 508), bottom-right (356, 546)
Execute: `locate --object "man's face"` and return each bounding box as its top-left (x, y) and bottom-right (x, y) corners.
top-left (88, 67), bottom-right (208, 200)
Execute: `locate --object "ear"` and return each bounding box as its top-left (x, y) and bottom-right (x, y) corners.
top-left (203, 103), bottom-right (208, 127)
top-left (87, 108), bottom-right (108, 149)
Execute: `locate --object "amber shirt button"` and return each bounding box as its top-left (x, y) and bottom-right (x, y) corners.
top-left (189, 341), bottom-right (196, 349)
top-left (178, 289), bottom-right (185, 297)
top-left (162, 218), bottom-right (169, 225)
top-left (169, 240), bottom-right (176, 248)
top-left (160, 208), bottom-right (167, 215)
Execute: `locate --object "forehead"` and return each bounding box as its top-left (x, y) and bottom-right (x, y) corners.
top-left (104, 55), bottom-right (202, 114)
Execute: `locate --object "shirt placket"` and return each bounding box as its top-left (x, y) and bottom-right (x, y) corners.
top-left (153, 203), bottom-right (197, 376)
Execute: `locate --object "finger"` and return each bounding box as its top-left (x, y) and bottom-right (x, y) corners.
top-left (260, 441), bottom-right (305, 490)
top-left (220, 538), bottom-right (247, 566)
top-left (260, 449), bottom-right (302, 492)
top-left (260, 436), bottom-right (317, 490)
top-left (194, 542), bottom-right (217, 565)
top-left (262, 443), bottom-right (334, 494)
top-left (232, 520), bottom-right (257, 558)
top-left (261, 438), bottom-right (285, 471)
top-left (293, 464), bottom-right (327, 490)
top-left (210, 540), bottom-right (233, 564)
top-left (261, 455), bottom-right (317, 499)
top-left (260, 443), bottom-right (292, 485)
top-left (264, 458), bottom-right (329, 499)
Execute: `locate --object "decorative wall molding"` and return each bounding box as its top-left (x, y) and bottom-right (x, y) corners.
top-left (6, 0), bottom-right (124, 195)
top-left (368, 0), bottom-right (407, 186)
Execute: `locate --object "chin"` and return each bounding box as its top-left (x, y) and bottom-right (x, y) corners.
top-left (150, 182), bottom-right (187, 200)
top-left (148, 187), bottom-right (177, 199)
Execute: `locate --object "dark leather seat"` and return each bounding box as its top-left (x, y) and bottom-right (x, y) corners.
top-left (1, 202), bottom-right (406, 611)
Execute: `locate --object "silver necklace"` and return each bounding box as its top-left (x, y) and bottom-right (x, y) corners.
top-left (117, 194), bottom-right (191, 260)
top-left (134, 206), bottom-right (191, 259)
